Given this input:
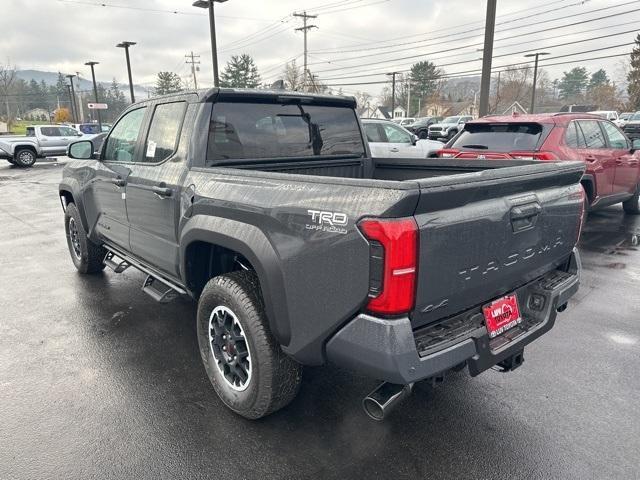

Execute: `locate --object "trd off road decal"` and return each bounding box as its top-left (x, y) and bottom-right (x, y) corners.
top-left (306, 209), bottom-right (348, 235)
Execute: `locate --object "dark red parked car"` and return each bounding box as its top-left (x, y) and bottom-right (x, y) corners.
top-left (437, 113), bottom-right (640, 214)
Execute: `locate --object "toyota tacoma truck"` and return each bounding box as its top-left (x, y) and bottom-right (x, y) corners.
top-left (0, 124), bottom-right (85, 167)
top-left (59, 89), bottom-right (584, 420)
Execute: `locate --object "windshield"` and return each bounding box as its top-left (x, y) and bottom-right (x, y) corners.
top-left (630, 112), bottom-right (640, 121)
top-left (442, 116), bottom-right (460, 123)
top-left (451, 122), bottom-right (545, 152)
top-left (207, 102), bottom-right (365, 162)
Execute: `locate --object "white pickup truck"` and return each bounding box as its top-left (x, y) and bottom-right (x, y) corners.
top-left (0, 125), bottom-right (85, 167)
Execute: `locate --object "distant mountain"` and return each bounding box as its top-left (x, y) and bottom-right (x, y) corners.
top-left (15, 69), bottom-right (149, 98)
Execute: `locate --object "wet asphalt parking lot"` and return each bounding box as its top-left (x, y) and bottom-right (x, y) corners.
top-left (0, 160), bottom-right (639, 480)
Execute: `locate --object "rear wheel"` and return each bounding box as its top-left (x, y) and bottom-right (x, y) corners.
top-left (197, 271), bottom-right (302, 419)
top-left (64, 203), bottom-right (106, 273)
top-left (14, 148), bottom-right (37, 168)
top-left (623, 185), bottom-right (640, 214)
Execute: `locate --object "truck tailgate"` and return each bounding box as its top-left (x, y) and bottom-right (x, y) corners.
top-left (411, 161), bottom-right (584, 328)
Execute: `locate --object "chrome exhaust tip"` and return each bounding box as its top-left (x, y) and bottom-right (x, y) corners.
top-left (362, 382), bottom-right (413, 421)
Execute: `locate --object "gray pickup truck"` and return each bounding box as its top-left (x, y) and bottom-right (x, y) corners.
top-left (59, 89), bottom-right (584, 420)
top-left (0, 124), bottom-right (85, 167)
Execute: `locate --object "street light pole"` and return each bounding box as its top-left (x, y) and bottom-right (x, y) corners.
top-left (85, 61), bottom-right (102, 130)
top-left (65, 74), bottom-right (78, 122)
top-left (116, 41), bottom-right (137, 103)
top-left (524, 52), bottom-right (550, 114)
top-left (193, 0), bottom-right (228, 87)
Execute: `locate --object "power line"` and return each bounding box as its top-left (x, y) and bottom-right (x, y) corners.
top-left (308, 6), bottom-right (640, 77)
top-left (311, 0), bottom-right (636, 57)
top-left (293, 11), bottom-right (318, 91)
top-left (323, 51), bottom-right (633, 87)
top-left (317, 29), bottom-right (639, 82)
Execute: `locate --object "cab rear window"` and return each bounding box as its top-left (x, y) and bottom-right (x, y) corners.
top-left (451, 123), bottom-right (546, 152)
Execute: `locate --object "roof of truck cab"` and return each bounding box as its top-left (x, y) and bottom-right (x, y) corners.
top-left (130, 88), bottom-right (357, 108)
top-left (470, 112), bottom-right (604, 126)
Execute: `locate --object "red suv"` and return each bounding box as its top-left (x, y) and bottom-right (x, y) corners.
top-left (437, 113), bottom-right (640, 214)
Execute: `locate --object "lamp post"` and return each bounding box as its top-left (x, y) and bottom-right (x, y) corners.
top-left (116, 41), bottom-right (137, 103)
top-left (524, 52), bottom-right (550, 114)
top-left (65, 74), bottom-right (78, 122)
top-left (85, 61), bottom-right (102, 130)
top-left (193, 0), bottom-right (228, 87)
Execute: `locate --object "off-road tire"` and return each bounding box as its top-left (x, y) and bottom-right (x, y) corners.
top-left (14, 148), bottom-right (37, 168)
top-left (622, 185), bottom-right (640, 214)
top-left (197, 270), bottom-right (302, 419)
top-left (417, 130), bottom-right (428, 139)
top-left (64, 203), bottom-right (106, 273)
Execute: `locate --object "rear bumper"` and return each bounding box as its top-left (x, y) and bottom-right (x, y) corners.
top-left (326, 248), bottom-right (581, 384)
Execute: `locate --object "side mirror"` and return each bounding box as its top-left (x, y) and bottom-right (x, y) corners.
top-left (76, 132), bottom-right (83, 137)
top-left (68, 140), bottom-right (94, 160)
top-left (632, 139), bottom-right (640, 152)
top-left (411, 134), bottom-right (418, 145)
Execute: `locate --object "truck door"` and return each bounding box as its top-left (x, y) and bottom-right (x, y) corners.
top-left (380, 122), bottom-right (423, 158)
top-left (91, 106), bottom-right (147, 250)
top-left (38, 126), bottom-right (65, 156)
top-left (600, 121), bottom-right (639, 194)
top-left (126, 101), bottom-right (188, 278)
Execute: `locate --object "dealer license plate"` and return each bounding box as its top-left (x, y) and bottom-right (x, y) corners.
top-left (482, 294), bottom-right (522, 339)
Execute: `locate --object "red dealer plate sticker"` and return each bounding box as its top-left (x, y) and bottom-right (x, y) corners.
top-left (482, 294), bottom-right (523, 339)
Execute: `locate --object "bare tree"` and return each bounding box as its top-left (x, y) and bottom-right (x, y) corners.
top-left (284, 60), bottom-right (303, 91)
top-left (496, 65), bottom-right (532, 112)
top-left (0, 62), bottom-right (18, 127)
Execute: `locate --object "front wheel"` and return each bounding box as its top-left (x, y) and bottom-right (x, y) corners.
top-left (447, 129), bottom-right (457, 141)
top-left (64, 203), bottom-right (107, 273)
top-left (14, 148), bottom-right (37, 168)
top-left (623, 186), bottom-right (640, 214)
top-left (197, 271), bottom-right (302, 419)
top-left (417, 130), bottom-right (428, 139)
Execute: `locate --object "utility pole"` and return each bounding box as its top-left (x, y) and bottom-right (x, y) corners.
top-left (85, 61), bottom-right (102, 130)
top-left (387, 72), bottom-right (400, 119)
top-left (406, 79), bottom-right (412, 117)
top-left (294, 11), bottom-right (318, 92)
top-left (185, 52), bottom-right (201, 90)
top-left (478, 0), bottom-right (497, 117)
top-left (65, 74), bottom-right (78, 122)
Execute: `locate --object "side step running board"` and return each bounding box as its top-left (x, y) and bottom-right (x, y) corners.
top-left (103, 247), bottom-right (187, 303)
top-left (142, 275), bottom-right (180, 303)
top-left (104, 251), bottom-right (131, 273)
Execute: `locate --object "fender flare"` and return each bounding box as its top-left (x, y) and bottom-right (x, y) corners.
top-left (180, 215), bottom-right (291, 346)
top-left (580, 174), bottom-right (595, 204)
top-left (11, 141), bottom-right (41, 157)
top-left (58, 179), bottom-right (90, 232)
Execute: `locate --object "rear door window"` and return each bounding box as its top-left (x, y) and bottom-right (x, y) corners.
top-left (143, 102), bottom-right (186, 163)
top-left (451, 123), bottom-right (544, 152)
top-left (40, 127), bottom-right (61, 136)
top-left (576, 120), bottom-right (606, 149)
top-left (206, 102), bottom-right (365, 163)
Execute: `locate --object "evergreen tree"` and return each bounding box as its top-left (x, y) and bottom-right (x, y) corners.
top-left (628, 34), bottom-right (640, 110)
top-left (154, 71), bottom-right (182, 95)
top-left (558, 67), bottom-right (589, 100)
top-left (220, 54), bottom-right (261, 89)
top-left (588, 69), bottom-right (610, 90)
top-left (409, 61), bottom-right (443, 114)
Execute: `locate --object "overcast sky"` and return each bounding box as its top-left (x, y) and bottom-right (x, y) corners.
top-left (1, 0), bottom-right (637, 96)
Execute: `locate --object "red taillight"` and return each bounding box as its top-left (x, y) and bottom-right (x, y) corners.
top-left (510, 151), bottom-right (558, 161)
top-left (358, 217), bottom-right (418, 315)
top-left (436, 148), bottom-right (459, 158)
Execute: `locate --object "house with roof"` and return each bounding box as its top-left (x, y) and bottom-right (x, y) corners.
top-left (418, 101), bottom-right (476, 118)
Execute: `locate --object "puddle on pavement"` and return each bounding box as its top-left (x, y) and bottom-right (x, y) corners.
top-left (579, 211), bottom-right (640, 259)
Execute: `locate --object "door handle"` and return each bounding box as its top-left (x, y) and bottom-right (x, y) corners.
top-left (152, 186), bottom-right (173, 197)
top-left (390, 147), bottom-right (400, 153)
top-left (109, 177), bottom-right (126, 187)
top-left (585, 155), bottom-right (597, 161)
